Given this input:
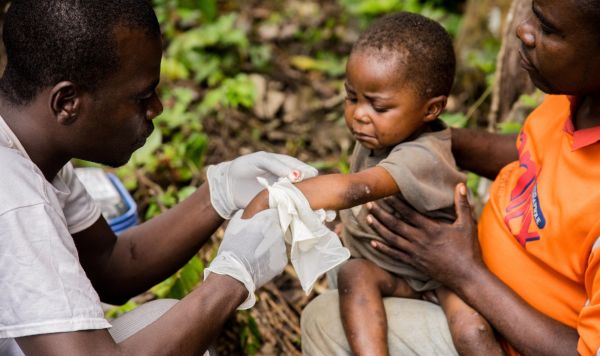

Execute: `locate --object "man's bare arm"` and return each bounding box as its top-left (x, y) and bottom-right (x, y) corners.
top-left (242, 167), bottom-right (399, 219)
top-left (74, 183), bottom-right (223, 304)
top-left (17, 273), bottom-right (247, 356)
top-left (451, 128), bottom-right (518, 179)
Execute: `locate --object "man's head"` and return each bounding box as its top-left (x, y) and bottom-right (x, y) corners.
top-left (0, 0), bottom-right (160, 106)
top-left (0, 0), bottom-right (163, 167)
top-left (516, 0), bottom-right (600, 95)
top-left (344, 12), bottom-right (455, 150)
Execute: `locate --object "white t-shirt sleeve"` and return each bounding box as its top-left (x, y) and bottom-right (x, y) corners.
top-left (0, 203), bottom-right (110, 338)
top-left (56, 162), bottom-right (102, 234)
top-left (0, 161), bottom-right (109, 339)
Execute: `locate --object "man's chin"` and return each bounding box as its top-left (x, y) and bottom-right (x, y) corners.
top-left (102, 153), bottom-right (134, 168)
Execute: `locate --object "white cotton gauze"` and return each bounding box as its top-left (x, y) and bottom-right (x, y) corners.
top-left (257, 177), bottom-right (350, 294)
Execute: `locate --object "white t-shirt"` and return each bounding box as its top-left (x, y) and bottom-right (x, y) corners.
top-left (0, 115), bottom-right (109, 352)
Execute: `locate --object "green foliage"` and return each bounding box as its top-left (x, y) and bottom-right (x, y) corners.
top-left (199, 74), bottom-right (256, 114)
top-left (440, 112), bottom-right (469, 128)
top-left (150, 255), bottom-right (205, 299)
top-left (105, 300), bottom-right (139, 320)
top-left (338, 0), bottom-right (463, 37)
top-left (466, 172), bottom-right (481, 198)
top-left (291, 53), bottom-right (347, 77)
top-left (238, 311), bottom-right (263, 355)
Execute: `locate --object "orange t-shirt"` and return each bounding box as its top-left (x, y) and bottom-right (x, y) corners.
top-left (479, 95), bottom-right (600, 355)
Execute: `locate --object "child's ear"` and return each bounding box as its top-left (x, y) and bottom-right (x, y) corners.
top-left (423, 95), bottom-right (447, 122)
top-left (50, 81), bottom-right (81, 125)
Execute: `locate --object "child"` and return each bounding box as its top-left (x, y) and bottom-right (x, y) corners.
top-left (243, 12), bottom-right (503, 355)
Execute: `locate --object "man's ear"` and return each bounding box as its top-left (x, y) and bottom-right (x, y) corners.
top-left (423, 95), bottom-right (448, 122)
top-left (50, 81), bottom-right (81, 125)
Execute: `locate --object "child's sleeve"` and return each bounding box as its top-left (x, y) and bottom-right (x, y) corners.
top-left (378, 131), bottom-right (465, 213)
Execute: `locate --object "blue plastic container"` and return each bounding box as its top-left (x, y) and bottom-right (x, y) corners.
top-left (75, 168), bottom-right (139, 235)
top-left (106, 173), bottom-right (139, 234)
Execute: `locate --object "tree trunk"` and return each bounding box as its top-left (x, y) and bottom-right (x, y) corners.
top-left (487, 0), bottom-right (536, 129)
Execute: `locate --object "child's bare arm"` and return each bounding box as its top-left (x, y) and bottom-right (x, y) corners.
top-left (242, 167), bottom-right (399, 219)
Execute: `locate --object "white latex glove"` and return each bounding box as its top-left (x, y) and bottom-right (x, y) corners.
top-left (204, 209), bottom-right (287, 309)
top-left (207, 151), bottom-right (318, 219)
top-left (259, 177), bottom-right (350, 294)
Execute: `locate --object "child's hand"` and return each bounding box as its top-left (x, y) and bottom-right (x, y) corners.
top-left (241, 189), bottom-right (270, 219)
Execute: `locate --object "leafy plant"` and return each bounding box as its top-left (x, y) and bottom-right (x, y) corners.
top-left (150, 255), bottom-right (206, 299)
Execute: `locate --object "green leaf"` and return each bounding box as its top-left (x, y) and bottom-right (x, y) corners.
top-left (130, 129), bottom-right (163, 167)
top-left (440, 112), bottom-right (469, 128)
top-left (498, 121), bottom-right (523, 134)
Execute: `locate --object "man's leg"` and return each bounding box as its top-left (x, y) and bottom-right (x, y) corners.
top-left (302, 290), bottom-right (458, 356)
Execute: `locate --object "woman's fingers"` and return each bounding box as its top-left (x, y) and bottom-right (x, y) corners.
top-left (369, 240), bottom-right (414, 266)
top-left (382, 195), bottom-right (430, 228)
top-left (367, 202), bottom-right (418, 242)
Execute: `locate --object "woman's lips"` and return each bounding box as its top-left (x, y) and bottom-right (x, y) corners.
top-left (519, 50), bottom-right (536, 72)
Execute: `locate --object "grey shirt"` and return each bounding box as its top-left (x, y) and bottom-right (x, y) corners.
top-left (340, 121), bottom-right (465, 291)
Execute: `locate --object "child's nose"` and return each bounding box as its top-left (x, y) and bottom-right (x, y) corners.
top-left (353, 106), bottom-right (370, 123)
top-left (516, 16), bottom-right (536, 48)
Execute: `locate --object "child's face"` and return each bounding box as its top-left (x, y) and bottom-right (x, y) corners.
top-left (344, 51), bottom-right (429, 150)
top-left (516, 0), bottom-right (600, 95)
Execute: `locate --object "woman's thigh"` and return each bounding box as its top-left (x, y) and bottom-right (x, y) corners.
top-left (301, 290), bottom-right (458, 356)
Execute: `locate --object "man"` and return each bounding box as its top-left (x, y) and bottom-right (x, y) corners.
top-left (301, 0), bottom-right (600, 355)
top-left (0, 1), bottom-right (317, 355)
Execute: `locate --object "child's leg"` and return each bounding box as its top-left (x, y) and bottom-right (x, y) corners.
top-left (337, 259), bottom-right (419, 356)
top-left (437, 287), bottom-right (504, 356)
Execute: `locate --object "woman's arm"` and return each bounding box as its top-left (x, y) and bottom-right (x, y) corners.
top-left (242, 167), bottom-right (399, 219)
top-left (451, 128), bottom-right (518, 179)
top-left (366, 186), bottom-right (578, 356)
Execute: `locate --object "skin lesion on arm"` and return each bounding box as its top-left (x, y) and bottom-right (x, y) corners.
top-left (242, 167), bottom-right (400, 219)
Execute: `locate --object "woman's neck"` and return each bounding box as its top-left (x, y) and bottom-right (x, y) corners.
top-left (573, 93), bottom-right (600, 130)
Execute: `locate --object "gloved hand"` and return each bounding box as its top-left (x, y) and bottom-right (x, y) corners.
top-left (207, 151), bottom-right (318, 219)
top-left (204, 209), bottom-right (287, 309)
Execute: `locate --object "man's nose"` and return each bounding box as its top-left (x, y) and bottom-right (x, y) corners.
top-left (147, 94), bottom-right (163, 121)
top-left (516, 16), bottom-right (535, 48)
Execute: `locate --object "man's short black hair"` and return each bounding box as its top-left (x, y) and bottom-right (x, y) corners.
top-left (352, 12), bottom-right (455, 99)
top-left (0, 0), bottom-right (161, 106)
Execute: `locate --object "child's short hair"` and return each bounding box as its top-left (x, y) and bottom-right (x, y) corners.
top-left (352, 12), bottom-right (455, 99)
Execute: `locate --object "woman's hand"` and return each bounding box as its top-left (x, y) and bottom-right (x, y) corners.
top-left (366, 184), bottom-right (484, 291)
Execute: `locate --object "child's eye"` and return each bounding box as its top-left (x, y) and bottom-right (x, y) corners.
top-left (345, 96), bottom-right (357, 103)
top-left (373, 106), bottom-right (388, 113)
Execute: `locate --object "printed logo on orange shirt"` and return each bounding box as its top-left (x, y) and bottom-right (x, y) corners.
top-left (503, 132), bottom-right (546, 246)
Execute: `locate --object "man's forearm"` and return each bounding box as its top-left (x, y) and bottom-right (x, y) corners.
top-left (451, 128), bottom-right (518, 179)
top-left (17, 274), bottom-right (247, 356)
top-left (456, 266), bottom-right (578, 356)
top-left (105, 183), bottom-right (224, 300)
top-left (119, 274), bottom-right (246, 355)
